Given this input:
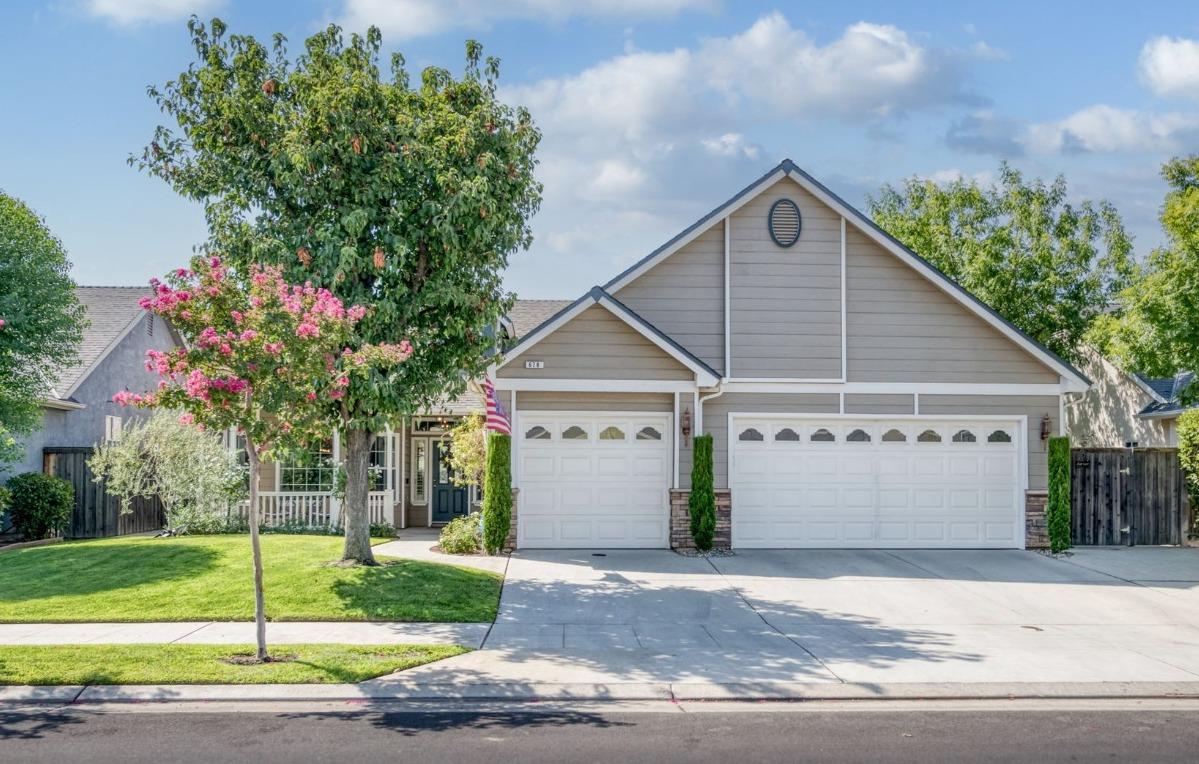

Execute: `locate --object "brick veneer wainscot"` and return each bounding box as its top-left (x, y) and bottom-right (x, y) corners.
top-left (670, 489), bottom-right (731, 550)
top-left (1025, 490), bottom-right (1049, 549)
top-left (502, 488), bottom-right (519, 552)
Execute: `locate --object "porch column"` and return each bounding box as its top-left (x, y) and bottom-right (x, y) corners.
top-left (330, 429), bottom-right (341, 528)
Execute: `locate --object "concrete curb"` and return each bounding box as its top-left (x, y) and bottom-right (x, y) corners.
top-left (5, 681), bottom-right (1199, 705)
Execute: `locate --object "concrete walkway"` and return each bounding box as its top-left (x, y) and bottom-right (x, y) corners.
top-left (0, 621), bottom-right (491, 647)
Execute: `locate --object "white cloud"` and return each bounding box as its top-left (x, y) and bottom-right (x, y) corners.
top-left (340, 0), bottom-right (716, 39)
top-left (1139, 36), bottom-right (1199, 100)
top-left (926, 168), bottom-right (995, 185)
top-left (86, 0), bottom-right (223, 25)
top-left (701, 133), bottom-right (762, 160)
top-left (1023, 104), bottom-right (1199, 154)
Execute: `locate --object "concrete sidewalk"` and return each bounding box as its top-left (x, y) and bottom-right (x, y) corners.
top-left (0, 621), bottom-right (490, 647)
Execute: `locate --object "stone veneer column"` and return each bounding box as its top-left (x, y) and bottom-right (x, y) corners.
top-left (502, 488), bottom-right (519, 552)
top-left (669, 489), bottom-right (732, 551)
top-left (1024, 490), bottom-right (1049, 549)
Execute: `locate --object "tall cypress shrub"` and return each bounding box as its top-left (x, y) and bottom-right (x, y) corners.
top-left (482, 432), bottom-right (512, 554)
top-left (1178, 410), bottom-right (1199, 534)
top-left (689, 434), bottom-right (716, 551)
top-left (1047, 435), bottom-right (1071, 553)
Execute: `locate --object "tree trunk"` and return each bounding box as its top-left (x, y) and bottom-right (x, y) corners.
top-left (244, 441), bottom-right (269, 662)
top-left (341, 426), bottom-right (377, 564)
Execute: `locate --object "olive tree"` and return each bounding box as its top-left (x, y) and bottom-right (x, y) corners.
top-left (134, 18), bottom-right (541, 564)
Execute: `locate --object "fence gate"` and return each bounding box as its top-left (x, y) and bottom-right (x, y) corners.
top-left (43, 447), bottom-right (165, 539)
top-left (1070, 448), bottom-right (1191, 546)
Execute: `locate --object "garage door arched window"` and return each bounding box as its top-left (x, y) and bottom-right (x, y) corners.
top-left (810, 428), bottom-right (836, 442)
top-left (599, 426), bottom-right (626, 441)
top-left (562, 425), bottom-right (589, 441)
top-left (525, 425), bottom-right (551, 440)
top-left (775, 427), bottom-right (800, 442)
top-left (952, 429), bottom-right (977, 443)
top-left (738, 427), bottom-right (765, 442)
top-left (917, 429), bottom-right (941, 443)
top-left (636, 426), bottom-right (662, 441)
top-left (987, 429), bottom-right (1012, 443)
top-left (847, 428), bottom-right (872, 443)
top-left (882, 428), bottom-right (907, 443)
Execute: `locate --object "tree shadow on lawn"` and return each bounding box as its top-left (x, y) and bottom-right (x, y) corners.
top-left (0, 540), bottom-right (219, 606)
top-left (330, 558), bottom-right (502, 622)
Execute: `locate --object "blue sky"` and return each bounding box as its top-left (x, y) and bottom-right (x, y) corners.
top-left (2, 1), bottom-right (1198, 298)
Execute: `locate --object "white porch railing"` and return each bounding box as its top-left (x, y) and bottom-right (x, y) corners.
top-left (236, 490), bottom-right (394, 528)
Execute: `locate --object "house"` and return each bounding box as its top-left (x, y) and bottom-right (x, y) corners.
top-left (489, 159), bottom-right (1089, 550)
top-left (1065, 347), bottom-right (1194, 447)
top-left (2, 287), bottom-right (183, 481)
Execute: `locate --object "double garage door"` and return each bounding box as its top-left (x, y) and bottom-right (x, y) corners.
top-left (731, 416), bottom-right (1024, 548)
top-left (518, 413), bottom-right (672, 548)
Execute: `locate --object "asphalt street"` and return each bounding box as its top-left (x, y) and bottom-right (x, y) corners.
top-left (3, 700), bottom-right (1199, 763)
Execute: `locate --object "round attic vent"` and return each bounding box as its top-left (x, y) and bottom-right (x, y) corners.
top-left (768, 198), bottom-right (802, 247)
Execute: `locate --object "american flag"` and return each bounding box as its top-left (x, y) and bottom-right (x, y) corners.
top-left (481, 377), bottom-right (511, 435)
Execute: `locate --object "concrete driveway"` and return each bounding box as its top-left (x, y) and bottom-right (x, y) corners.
top-left (385, 546), bottom-right (1199, 694)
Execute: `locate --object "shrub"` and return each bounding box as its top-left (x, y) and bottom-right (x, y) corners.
top-left (689, 434), bottom-right (716, 551)
top-left (1179, 410), bottom-right (1199, 535)
top-left (439, 515), bottom-right (482, 554)
top-left (482, 433), bottom-right (512, 555)
top-left (6, 472), bottom-right (73, 539)
top-left (1047, 435), bottom-right (1071, 553)
top-left (447, 413), bottom-right (486, 489)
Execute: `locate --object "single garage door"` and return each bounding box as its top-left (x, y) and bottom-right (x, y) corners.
top-left (731, 416), bottom-right (1024, 548)
top-left (517, 413), bottom-right (672, 548)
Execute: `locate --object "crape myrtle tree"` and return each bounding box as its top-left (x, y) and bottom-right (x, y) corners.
top-left (0, 192), bottom-right (84, 464)
top-left (869, 163), bottom-right (1134, 362)
top-left (115, 255), bottom-right (411, 660)
top-left (134, 18), bottom-right (542, 564)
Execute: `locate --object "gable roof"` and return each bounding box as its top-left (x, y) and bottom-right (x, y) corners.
top-left (51, 286), bottom-right (154, 401)
top-left (605, 159), bottom-right (1089, 391)
top-left (499, 286), bottom-right (720, 386)
top-left (508, 299), bottom-right (573, 339)
top-left (1136, 371), bottom-right (1196, 419)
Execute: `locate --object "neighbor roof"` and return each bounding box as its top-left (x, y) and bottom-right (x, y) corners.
top-left (50, 286), bottom-right (152, 401)
top-left (508, 299), bottom-right (572, 339)
top-left (1137, 371), bottom-right (1196, 419)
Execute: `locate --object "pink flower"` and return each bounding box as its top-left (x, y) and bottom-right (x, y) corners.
top-left (176, 268), bottom-right (189, 278)
top-left (179, 413), bottom-right (195, 425)
top-left (231, 310), bottom-right (243, 324)
top-left (347, 305), bottom-right (367, 321)
top-left (264, 342), bottom-right (283, 355)
top-left (306, 391), bottom-right (317, 401)
top-left (239, 329), bottom-right (258, 342)
top-left (329, 388), bottom-right (345, 400)
top-left (112, 391), bottom-right (134, 407)
top-left (219, 343), bottom-right (233, 356)
top-left (296, 322), bottom-right (319, 339)
top-left (335, 375), bottom-right (349, 387)
top-left (210, 256), bottom-right (221, 268)
top-left (0, 318), bottom-right (5, 329)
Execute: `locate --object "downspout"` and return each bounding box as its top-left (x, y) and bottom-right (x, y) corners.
top-left (697, 383), bottom-right (726, 437)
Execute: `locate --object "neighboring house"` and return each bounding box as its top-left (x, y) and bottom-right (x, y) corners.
top-left (1065, 348), bottom-right (1194, 448)
top-left (2, 287), bottom-right (183, 481)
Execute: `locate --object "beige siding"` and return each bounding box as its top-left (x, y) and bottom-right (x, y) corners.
top-left (730, 178), bottom-right (842, 379)
top-left (846, 228), bottom-right (1059, 383)
top-left (498, 305), bottom-right (692, 381)
top-left (918, 394), bottom-right (1059, 490)
top-left (678, 391), bottom-right (694, 490)
top-left (515, 391), bottom-right (673, 413)
top-left (844, 394), bottom-right (915, 415)
top-left (702, 393), bottom-right (841, 487)
top-left (614, 225), bottom-right (726, 374)
top-left (1065, 349), bottom-right (1173, 448)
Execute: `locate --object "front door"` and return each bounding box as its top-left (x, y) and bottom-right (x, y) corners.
top-left (431, 440), bottom-right (469, 523)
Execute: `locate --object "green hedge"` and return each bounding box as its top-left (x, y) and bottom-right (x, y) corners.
top-left (482, 433), bottom-right (511, 555)
top-left (689, 434), bottom-right (716, 551)
top-left (1179, 410), bottom-right (1199, 536)
top-left (6, 472), bottom-right (73, 540)
top-left (1047, 436), bottom-right (1071, 553)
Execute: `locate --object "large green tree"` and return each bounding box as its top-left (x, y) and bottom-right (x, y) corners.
top-left (1096, 155), bottom-right (1199, 401)
top-left (135, 18), bottom-right (542, 563)
top-left (869, 163), bottom-right (1134, 362)
top-left (0, 192), bottom-right (84, 465)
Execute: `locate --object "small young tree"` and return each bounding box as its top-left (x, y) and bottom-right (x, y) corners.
top-left (689, 434), bottom-right (716, 551)
top-left (447, 413), bottom-right (486, 489)
top-left (1178, 410), bottom-right (1199, 534)
top-left (481, 433), bottom-right (511, 555)
top-left (89, 410), bottom-right (245, 534)
top-left (115, 255), bottom-right (410, 661)
top-left (1047, 436), bottom-right (1072, 553)
top-left (0, 192), bottom-right (84, 465)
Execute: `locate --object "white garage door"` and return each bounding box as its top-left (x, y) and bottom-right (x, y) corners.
top-left (517, 412), bottom-right (672, 548)
top-left (731, 416), bottom-right (1024, 549)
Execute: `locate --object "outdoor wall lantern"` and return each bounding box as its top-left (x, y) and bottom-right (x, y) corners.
top-left (1040, 413), bottom-right (1052, 441)
top-left (681, 408), bottom-right (692, 446)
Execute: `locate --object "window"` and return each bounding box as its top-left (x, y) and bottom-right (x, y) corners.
top-left (987, 430), bottom-right (1012, 443)
top-left (738, 427), bottom-right (765, 442)
top-left (952, 429), bottom-right (977, 443)
top-left (636, 426), bottom-right (662, 441)
top-left (775, 427), bottom-right (800, 442)
top-left (369, 435), bottom-right (388, 491)
top-left (524, 425), bottom-right (551, 440)
top-left (599, 426), bottom-right (625, 441)
top-left (280, 439), bottom-right (335, 492)
top-left (917, 429), bottom-right (942, 443)
top-left (411, 440), bottom-right (428, 503)
top-left (810, 428), bottom-right (835, 442)
top-left (562, 425), bottom-right (588, 441)
top-left (104, 415), bottom-right (123, 443)
top-left (847, 428), bottom-right (871, 442)
top-left (882, 428), bottom-right (906, 443)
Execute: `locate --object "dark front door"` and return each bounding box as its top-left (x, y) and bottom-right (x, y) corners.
top-left (431, 440), bottom-right (469, 523)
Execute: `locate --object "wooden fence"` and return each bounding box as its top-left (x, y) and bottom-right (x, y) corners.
top-left (43, 447), bottom-right (165, 539)
top-left (1070, 448), bottom-right (1192, 546)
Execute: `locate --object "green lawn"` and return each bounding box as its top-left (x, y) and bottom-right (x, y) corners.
top-left (0, 643), bottom-right (467, 685)
top-left (0, 535), bottom-right (501, 623)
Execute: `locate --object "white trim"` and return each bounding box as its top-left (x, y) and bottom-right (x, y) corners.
top-left (497, 291), bottom-right (719, 387)
top-left (510, 389), bottom-right (519, 492)
top-left (1128, 373), bottom-right (1169, 404)
top-left (913, 393), bottom-right (920, 415)
top-left (42, 398), bottom-right (86, 411)
top-left (727, 411), bottom-right (1030, 549)
top-left (720, 381), bottom-right (1070, 396)
top-left (693, 390), bottom-right (701, 438)
top-left (781, 167), bottom-right (1088, 390)
top-left (605, 168), bottom-right (789, 293)
top-left (410, 437), bottom-right (429, 507)
top-left (724, 216), bottom-right (731, 376)
top-left (673, 393), bottom-right (680, 489)
top-left (60, 310), bottom-right (153, 400)
top-left (840, 215), bottom-right (848, 382)
top-left (494, 378), bottom-right (700, 394)
top-left (399, 423), bottom-right (406, 529)
top-left (838, 392), bottom-right (845, 414)
top-left (725, 377), bottom-right (845, 384)
top-left (1139, 409), bottom-right (1187, 421)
